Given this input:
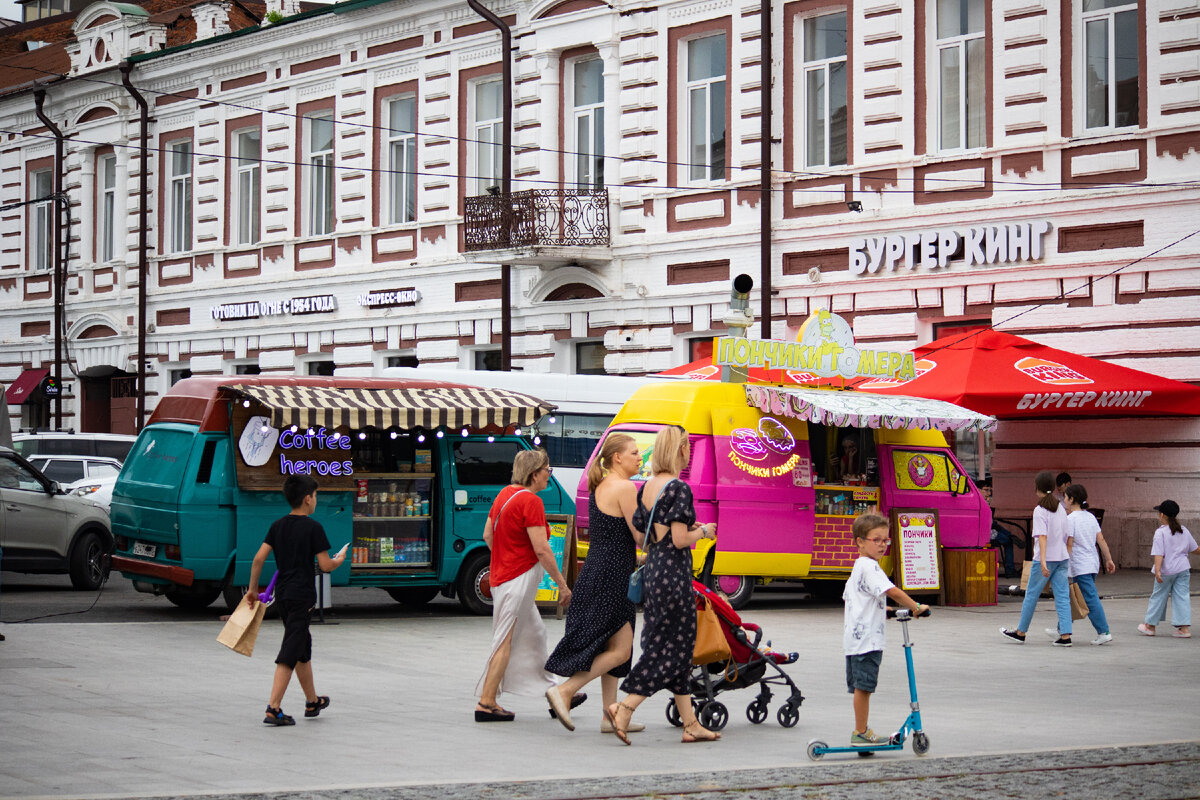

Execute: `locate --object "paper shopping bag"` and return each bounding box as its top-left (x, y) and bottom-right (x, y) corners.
top-left (692, 596), bottom-right (731, 666)
top-left (217, 596), bottom-right (267, 657)
top-left (1069, 582), bottom-right (1090, 621)
top-left (1019, 561), bottom-right (1033, 591)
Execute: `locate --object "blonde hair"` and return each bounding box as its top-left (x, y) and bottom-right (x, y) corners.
top-left (588, 433), bottom-right (635, 493)
top-left (512, 449), bottom-right (549, 487)
top-left (650, 426), bottom-right (690, 476)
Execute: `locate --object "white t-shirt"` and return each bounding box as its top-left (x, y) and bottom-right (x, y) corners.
top-left (1067, 509), bottom-right (1101, 578)
top-left (1032, 503), bottom-right (1071, 562)
top-left (843, 556), bottom-right (894, 656)
top-left (1151, 524), bottom-right (1198, 577)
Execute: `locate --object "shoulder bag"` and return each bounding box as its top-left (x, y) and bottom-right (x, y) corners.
top-left (627, 480), bottom-right (673, 604)
top-left (693, 595), bottom-right (732, 665)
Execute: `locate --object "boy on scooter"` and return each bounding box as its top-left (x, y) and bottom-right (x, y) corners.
top-left (844, 513), bottom-right (928, 748)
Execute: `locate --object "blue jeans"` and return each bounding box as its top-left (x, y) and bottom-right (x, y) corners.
top-left (1072, 573), bottom-right (1109, 635)
top-left (1018, 559), bottom-right (1071, 635)
top-left (1145, 570), bottom-right (1192, 628)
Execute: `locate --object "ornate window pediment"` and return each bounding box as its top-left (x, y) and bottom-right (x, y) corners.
top-left (67, 2), bottom-right (165, 75)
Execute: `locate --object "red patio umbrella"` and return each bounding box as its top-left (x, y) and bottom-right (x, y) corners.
top-left (656, 357), bottom-right (846, 387)
top-left (853, 329), bottom-right (1200, 418)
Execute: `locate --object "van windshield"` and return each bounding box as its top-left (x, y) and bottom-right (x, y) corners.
top-left (122, 429), bottom-right (193, 487)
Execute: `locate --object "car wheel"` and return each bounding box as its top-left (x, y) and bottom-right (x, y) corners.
top-left (68, 530), bottom-right (107, 590)
top-left (385, 586), bottom-right (440, 607)
top-left (456, 551), bottom-right (493, 615)
top-left (166, 588), bottom-right (221, 609)
top-left (715, 574), bottom-right (755, 609)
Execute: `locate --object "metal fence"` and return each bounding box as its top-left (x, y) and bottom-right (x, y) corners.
top-left (463, 189), bottom-right (610, 251)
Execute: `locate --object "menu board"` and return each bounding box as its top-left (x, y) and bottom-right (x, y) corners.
top-left (536, 514), bottom-right (577, 606)
top-left (892, 509), bottom-right (942, 594)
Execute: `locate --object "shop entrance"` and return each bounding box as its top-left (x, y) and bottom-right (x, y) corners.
top-left (80, 370), bottom-right (136, 434)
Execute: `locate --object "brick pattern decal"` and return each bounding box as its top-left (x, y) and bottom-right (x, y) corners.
top-left (812, 515), bottom-right (859, 568)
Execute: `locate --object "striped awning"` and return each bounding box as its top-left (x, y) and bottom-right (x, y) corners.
top-left (222, 383), bottom-right (554, 432)
top-left (745, 384), bottom-right (997, 433)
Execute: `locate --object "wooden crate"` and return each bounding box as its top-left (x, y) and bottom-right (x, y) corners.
top-left (942, 548), bottom-right (997, 607)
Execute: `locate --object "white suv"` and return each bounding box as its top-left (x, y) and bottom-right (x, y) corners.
top-left (0, 448), bottom-right (113, 589)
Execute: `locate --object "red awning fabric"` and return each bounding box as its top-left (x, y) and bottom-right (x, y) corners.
top-left (853, 330), bottom-right (1200, 418)
top-left (5, 369), bottom-right (48, 404)
top-left (656, 358), bottom-right (844, 387)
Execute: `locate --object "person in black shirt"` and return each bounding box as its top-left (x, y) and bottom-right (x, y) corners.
top-left (247, 475), bottom-right (346, 726)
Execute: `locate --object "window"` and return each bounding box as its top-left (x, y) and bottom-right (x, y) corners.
top-left (0, 456), bottom-right (46, 491)
top-left (473, 79), bottom-right (503, 195)
top-left (307, 360), bottom-right (335, 376)
top-left (453, 440), bottom-right (522, 485)
top-left (936, 0), bottom-right (986, 151)
top-left (305, 114), bottom-right (335, 235)
top-left (387, 97), bottom-right (417, 223)
top-left (234, 129), bottom-right (261, 245)
top-left (169, 368), bottom-right (192, 385)
top-left (98, 154), bottom-right (117, 261)
top-left (38, 459), bottom-right (86, 483)
top-left (686, 34), bottom-right (726, 182)
top-left (473, 349), bottom-right (501, 371)
top-left (31, 169), bottom-right (52, 271)
top-left (234, 363), bottom-right (261, 375)
top-left (166, 139), bottom-right (192, 253)
top-left (386, 355), bottom-right (418, 368)
top-left (1082, 0), bottom-right (1138, 130)
top-left (537, 413), bottom-right (608, 472)
top-left (575, 341), bottom-right (607, 375)
top-left (570, 58), bottom-right (605, 189)
top-left (689, 337), bottom-right (713, 361)
top-left (802, 13), bottom-right (848, 167)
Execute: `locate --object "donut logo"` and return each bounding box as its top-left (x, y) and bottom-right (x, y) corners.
top-left (1014, 357), bottom-right (1092, 386)
top-left (908, 454), bottom-right (934, 487)
top-left (758, 417), bottom-right (795, 454)
top-left (730, 428), bottom-right (769, 461)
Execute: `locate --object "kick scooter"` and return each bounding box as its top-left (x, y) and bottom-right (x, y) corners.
top-left (806, 606), bottom-right (932, 760)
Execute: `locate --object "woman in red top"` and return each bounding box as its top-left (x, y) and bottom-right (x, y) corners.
top-left (475, 449), bottom-right (572, 722)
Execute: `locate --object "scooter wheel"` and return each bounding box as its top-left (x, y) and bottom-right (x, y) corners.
top-left (777, 702), bottom-right (799, 728)
top-left (806, 739), bottom-right (826, 761)
top-left (912, 731), bottom-right (931, 756)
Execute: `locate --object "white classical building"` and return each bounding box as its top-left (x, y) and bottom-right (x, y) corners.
top-left (1, 0), bottom-right (1199, 558)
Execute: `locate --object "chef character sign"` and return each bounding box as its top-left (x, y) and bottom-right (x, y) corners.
top-left (239, 415), bottom-right (279, 467)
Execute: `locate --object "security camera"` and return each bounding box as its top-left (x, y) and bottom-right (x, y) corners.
top-left (847, 200), bottom-right (863, 212)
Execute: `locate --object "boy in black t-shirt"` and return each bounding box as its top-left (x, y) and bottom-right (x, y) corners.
top-left (247, 474), bottom-right (346, 726)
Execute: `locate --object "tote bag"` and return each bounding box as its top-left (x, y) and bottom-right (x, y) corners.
top-left (692, 596), bottom-right (731, 666)
top-left (217, 595), bottom-right (267, 657)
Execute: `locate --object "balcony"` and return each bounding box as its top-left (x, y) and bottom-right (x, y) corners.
top-left (462, 188), bottom-right (610, 267)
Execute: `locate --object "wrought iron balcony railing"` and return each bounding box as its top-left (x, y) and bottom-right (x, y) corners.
top-left (463, 188), bottom-right (610, 252)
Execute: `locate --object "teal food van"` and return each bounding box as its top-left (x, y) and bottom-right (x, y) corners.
top-left (109, 376), bottom-right (572, 614)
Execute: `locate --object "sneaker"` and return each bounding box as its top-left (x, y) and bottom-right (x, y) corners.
top-left (1051, 636), bottom-right (1073, 647)
top-left (1000, 628), bottom-right (1026, 643)
top-left (263, 705), bottom-right (295, 726)
top-left (1091, 633), bottom-right (1113, 646)
top-left (1137, 624), bottom-right (1155, 637)
top-left (851, 728), bottom-right (883, 746)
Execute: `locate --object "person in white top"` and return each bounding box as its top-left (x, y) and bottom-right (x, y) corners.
top-left (1138, 500), bottom-right (1199, 639)
top-left (1002, 471), bottom-right (1074, 646)
top-left (843, 513), bottom-right (928, 748)
top-left (1063, 485), bottom-right (1116, 645)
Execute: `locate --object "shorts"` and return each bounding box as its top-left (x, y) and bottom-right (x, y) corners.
top-left (275, 599), bottom-right (313, 668)
top-left (845, 650), bottom-right (882, 694)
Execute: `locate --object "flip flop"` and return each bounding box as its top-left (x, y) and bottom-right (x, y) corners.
top-left (1137, 624), bottom-right (1156, 637)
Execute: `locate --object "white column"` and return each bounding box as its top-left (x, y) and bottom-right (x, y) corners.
top-left (597, 41), bottom-right (620, 235)
top-left (535, 51), bottom-right (561, 188)
top-left (77, 150), bottom-right (95, 268)
top-left (114, 143), bottom-right (130, 263)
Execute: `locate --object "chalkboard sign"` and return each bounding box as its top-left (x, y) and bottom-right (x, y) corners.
top-left (891, 508), bottom-right (943, 601)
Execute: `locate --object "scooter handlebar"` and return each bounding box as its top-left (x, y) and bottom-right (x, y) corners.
top-left (889, 606), bottom-right (932, 620)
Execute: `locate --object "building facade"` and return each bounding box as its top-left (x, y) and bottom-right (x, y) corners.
top-left (0, 1), bottom-right (1198, 555)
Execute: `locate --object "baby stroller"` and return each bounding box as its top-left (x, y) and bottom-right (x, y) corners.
top-left (663, 545), bottom-right (806, 732)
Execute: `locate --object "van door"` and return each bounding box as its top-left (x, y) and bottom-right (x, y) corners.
top-left (709, 410), bottom-right (814, 582)
top-left (447, 438), bottom-right (525, 560)
top-left (879, 446), bottom-right (986, 548)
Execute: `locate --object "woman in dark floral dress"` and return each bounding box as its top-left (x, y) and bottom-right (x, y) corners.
top-left (604, 426), bottom-right (719, 745)
top-left (545, 433), bottom-right (647, 734)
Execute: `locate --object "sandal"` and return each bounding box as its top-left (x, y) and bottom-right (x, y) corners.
top-left (263, 705), bottom-right (295, 726)
top-left (304, 696), bottom-right (330, 718)
top-left (604, 702), bottom-right (635, 746)
top-left (475, 703), bottom-right (515, 722)
top-left (681, 721), bottom-right (720, 743)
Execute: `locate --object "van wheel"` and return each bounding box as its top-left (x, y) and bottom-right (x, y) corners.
top-left (166, 588), bottom-right (221, 609)
top-left (386, 587), bottom-right (439, 607)
top-left (715, 575), bottom-right (754, 610)
top-left (68, 531), bottom-right (107, 590)
top-left (456, 551), bottom-right (493, 615)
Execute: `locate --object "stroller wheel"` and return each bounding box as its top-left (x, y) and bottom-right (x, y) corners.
top-left (698, 701), bottom-right (729, 731)
top-left (746, 699), bottom-right (769, 724)
top-left (665, 700), bottom-right (684, 727)
top-left (777, 702), bottom-right (800, 728)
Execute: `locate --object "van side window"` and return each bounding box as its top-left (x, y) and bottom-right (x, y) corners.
top-left (453, 441), bottom-right (522, 485)
top-left (891, 450), bottom-right (964, 493)
top-left (538, 413), bottom-right (606, 471)
top-left (195, 439), bottom-right (218, 484)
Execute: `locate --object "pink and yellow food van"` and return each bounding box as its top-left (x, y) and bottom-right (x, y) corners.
top-left (575, 380), bottom-right (993, 608)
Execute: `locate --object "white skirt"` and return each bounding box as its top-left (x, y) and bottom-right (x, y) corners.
top-left (475, 564), bottom-right (557, 698)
